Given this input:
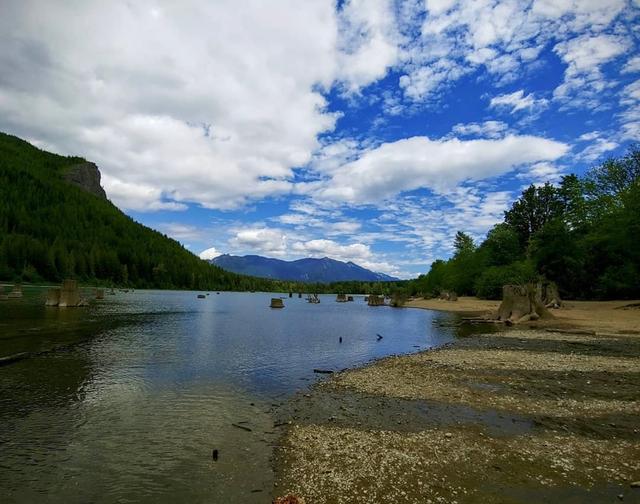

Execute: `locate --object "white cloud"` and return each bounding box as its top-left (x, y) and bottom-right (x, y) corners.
top-left (158, 223), bottom-right (205, 241)
top-left (337, 0), bottom-right (401, 92)
top-left (553, 34), bottom-right (629, 106)
top-left (393, 0), bottom-right (631, 108)
top-left (0, 0), bottom-right (403, 212)
top-left (229, 228), bottom-right (289, 257)
top-left (578, 131), bottom-right (601, 142)
top-left (622, 56), bottom-right (640, 74)
top-left (290, 239), bottom-right (400, 276)
top-left (581, 140), bottom-right (620, 162)
top-left (517, 162), bottom-right (564, 184)
top-left (199, 247), bottom-right (221, 260)
top-left (489, 90), bottom-right (547, 113)
top-left (451, 120), bottom-right (509, 139)
top-left (618, 79), bottom-right (640, 140)
top-left (314, 135), bottom-right (569, 204)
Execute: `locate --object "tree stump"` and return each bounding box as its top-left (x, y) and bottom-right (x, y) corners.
top-left (537, 281), bottom-right (562, 308)
top-left (496, 284), bottom-right (553, 324)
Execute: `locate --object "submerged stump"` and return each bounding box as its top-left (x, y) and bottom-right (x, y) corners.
top-left (45, 288), bottom-right (61, 306)
top-left (367, 294), bottom-right (385, 306)
top-left (58, 279), bottom-right (81, 307)
top-left (270, 298), bottom-right (285, 308)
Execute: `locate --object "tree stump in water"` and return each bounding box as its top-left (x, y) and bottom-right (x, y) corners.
top-left (270, 298), bottom-right (284, 308)
top-left (59, 279), bottom-right (81, 307)
top-left (496, 284), bottom-right (553, 324)
top-left (367, 294), bottom-right (385, 306)
top-left (45, 288), bottom-right (61, 306)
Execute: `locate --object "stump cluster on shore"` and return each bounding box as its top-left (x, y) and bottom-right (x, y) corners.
top-left (495, 284), bottom-right (553, 325)
top-left (439, 290), bottom-right (458, 301)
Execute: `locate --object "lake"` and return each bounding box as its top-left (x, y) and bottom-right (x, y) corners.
top-left (0, 288), bottom-right (463, 503)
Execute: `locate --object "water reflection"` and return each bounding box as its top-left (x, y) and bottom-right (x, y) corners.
top-left (0, 289), bottom-right (475, 503)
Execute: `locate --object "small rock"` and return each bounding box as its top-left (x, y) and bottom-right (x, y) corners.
top-left (445, 432), bottom-right (452, 439)
top-left (631, 481), bottom-right (640, 488)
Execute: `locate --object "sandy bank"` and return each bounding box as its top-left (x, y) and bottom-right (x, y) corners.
top-left (405, 296), bottom-right (640, 334)
top-left (273, 327), bottom-right (640, 503)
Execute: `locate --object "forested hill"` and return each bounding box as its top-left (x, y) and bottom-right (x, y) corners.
top-left (409, 147), bottom-right (640, 300)
top-left (0, 132), bottom-right (276, 290)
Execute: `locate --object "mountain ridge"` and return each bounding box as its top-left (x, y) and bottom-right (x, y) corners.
top-left (210, 254), bottom-right (399, 282)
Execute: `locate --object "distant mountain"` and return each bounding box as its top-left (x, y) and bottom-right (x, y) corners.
top-left (210, 254), bottom-right (399, 282)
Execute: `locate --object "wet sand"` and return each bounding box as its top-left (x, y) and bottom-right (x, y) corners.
top-left (273, 306), bottom-right (640, 503)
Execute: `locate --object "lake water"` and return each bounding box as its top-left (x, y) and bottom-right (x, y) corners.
top-left (0, 288), bottom-right (463, 503)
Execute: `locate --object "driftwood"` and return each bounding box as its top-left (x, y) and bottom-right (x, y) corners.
top-left (495, 284), bottom-right (553, 325)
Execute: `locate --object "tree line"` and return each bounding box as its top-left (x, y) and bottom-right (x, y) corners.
top-left (407, 147), bottom-right (640, 300)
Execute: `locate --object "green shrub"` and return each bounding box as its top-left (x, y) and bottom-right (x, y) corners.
top-left (475, 261), bottom-right (536, 300)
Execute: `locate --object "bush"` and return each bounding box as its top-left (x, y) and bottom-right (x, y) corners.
top-left (475, 261), bottom-right (536, 300)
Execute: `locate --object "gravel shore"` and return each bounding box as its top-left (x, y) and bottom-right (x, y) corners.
top-left (273, 320), bottom-right (640, 503)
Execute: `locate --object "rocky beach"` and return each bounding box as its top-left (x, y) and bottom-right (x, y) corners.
top-left (273, 301), bottom-right (640, 503)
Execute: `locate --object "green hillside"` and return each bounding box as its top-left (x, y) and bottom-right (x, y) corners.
top-left (0, 132), bottom-right (276, 290)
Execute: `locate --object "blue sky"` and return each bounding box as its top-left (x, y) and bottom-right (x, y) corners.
top-left (1, 0), bottom-right (639, 278)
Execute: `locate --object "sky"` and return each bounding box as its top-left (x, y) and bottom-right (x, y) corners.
top-left (1, 0), bottom-right (639, 279)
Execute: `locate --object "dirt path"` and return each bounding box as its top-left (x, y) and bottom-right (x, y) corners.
top-left (273, 326), bottom-right (640, 503)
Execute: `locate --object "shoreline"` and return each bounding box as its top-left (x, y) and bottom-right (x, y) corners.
top-left (404, 296), bottom-right (640, 334)
top-left (272, 301), bottom-right (640, 503)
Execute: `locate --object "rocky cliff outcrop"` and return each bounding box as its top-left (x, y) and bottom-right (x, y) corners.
top-left (64, 162), bottom-right (107, 199)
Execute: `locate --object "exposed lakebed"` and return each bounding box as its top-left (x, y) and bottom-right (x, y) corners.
top-left (0, 288), bottom-right (467, 503)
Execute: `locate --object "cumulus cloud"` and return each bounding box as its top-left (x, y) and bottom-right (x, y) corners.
top-left (199, 247), bottom-right (221, 260)
top-left (313, 135), bottom-right (569, 204)
top-left (229, 228), bottom-right (289, 257)
top-left (0, 0), bottom-right (403, 212)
